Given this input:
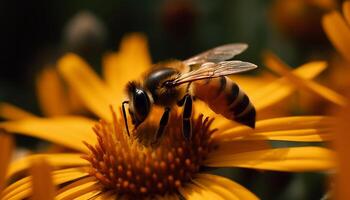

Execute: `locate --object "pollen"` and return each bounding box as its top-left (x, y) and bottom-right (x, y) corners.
top-left (82, 108), bottom-right (216, 198)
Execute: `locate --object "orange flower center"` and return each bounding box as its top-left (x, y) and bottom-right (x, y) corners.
top-left (82, 109), bottom-right (216, 198)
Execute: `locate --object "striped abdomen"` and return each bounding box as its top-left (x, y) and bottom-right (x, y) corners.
top-left (192, 76), bottom-right (256, 128)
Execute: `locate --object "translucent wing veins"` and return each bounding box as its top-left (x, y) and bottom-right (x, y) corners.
top-left (183, 43), bottom-right (248, 66)
top-left (172, 61), bottom-right (257, 86)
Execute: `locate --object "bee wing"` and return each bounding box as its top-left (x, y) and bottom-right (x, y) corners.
top-left (183, 43), bottom-right (248, 66)
top-left (172, 61), bottom-right (257, 86)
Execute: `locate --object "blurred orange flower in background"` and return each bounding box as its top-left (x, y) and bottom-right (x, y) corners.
top-left (270, 0), bottom-right (336, 43)
top-left (322, 2), bottom-right (350, 200)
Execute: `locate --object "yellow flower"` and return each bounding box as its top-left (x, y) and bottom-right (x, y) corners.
top-left (0, 34), bottom-right (335, 199)
top-left (35, 66), bottom-right (86, 117)
top-left (322, 3), bottom-right (350, 199)
top-left (334, 101), bottom-right (350, 200)
top-left (262, 51), bottom-right (347, 107)
top-left (322, 1), bottom-right (350, 63)
top-left (0, 130), bottom-right (13, 193)
top-left (274, 1), bottom-right (350, 115)
top-left (28, 158), bottom-right (56, 200)
top-left (269, 0), bottom-right (336, 43)
top-left (321, 1), bottom-right (350, 103)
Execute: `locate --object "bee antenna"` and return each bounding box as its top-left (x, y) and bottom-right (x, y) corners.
top-left (122, 101), bottom-right (130, 137)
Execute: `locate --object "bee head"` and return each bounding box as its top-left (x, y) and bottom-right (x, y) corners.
top-left (126, 81), bottom-right (152, 127)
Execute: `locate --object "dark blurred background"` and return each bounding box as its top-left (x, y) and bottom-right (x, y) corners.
top-left (0, 0), bottom-right (340, 199)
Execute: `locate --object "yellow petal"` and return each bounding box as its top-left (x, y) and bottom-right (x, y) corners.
top-left (322, 11), bottom-right (350, 62)
top-left (58, 53), bottom-right (117, 121)
top-left (73, 190), bottom-right (102, 200)
top-left (242, 129), bottom-right (332, 142)
top-left (6, 154), bottom-right (88, 180)
top-left (36, 67), bottom-right (71, 116)
top-left (209, 140), bottom-right (271, 158)
top-left (0, 130), bottom-right (13, 192)
top-left (56, 177), bottom-right (101, 200)
top-left (334, 103), bottom-right (350, 200)
top-left (29, 158), bottom-right (56, 200)
top-left (52, 167), bottom-right (89, 182)
top-left (2, 176), bottom-right (32, 200)
top-left (205, 147), bottom-right (335, 172)
top-left (103, 33), bottom-right (152, 97)
top-left (298, 81), bottom-right (347, 106)
top-left (251, 61), bottom-right (327, 111)
top-left (94, 191), bottom-right (117, 200)
top-left (0, 102), bottom-right (36, 120)
top-left (263, 52), bottom-right (347, 106)
top-left (179, 182), bottom-right (225, 200)
top-left (194, 173), bottom-right (259, 200)
top-left (230, 73), bottom-right (275, 95)
top-left (214, 116), bottom-right (333, 142)
top-left (1, 167), bottom-right (88, 200)
top-left (0, 116), bottom-right (96, 152)
top-left (344, 1), bottom-right (350, 25)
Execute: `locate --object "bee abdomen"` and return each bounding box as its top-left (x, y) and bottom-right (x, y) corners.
top-left (226, 86), bottom-right (256, 128)
top-left (193, 76), bottom-right (256, 128)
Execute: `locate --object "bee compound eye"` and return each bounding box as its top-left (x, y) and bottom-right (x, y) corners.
top-left (133, 88), bottom-right (151, 122)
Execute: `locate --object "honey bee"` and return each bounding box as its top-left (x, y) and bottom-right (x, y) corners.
top-left (122, 43), bottom-right (257, 143)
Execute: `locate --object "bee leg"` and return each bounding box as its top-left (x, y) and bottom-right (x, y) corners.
top-left (185, 82), bottom-right (192, 93)
top-left (177, 92), bottom-right (191, 106)
top-left (121, 101), bottom-right (130, 137)
top-left (153, 107), bottom-right (171, 143)
top-left (177, 95), bottom-right (186, 106)
top-left (182, 94), bottom-right (193, 141)
top-left (177, 83), bottom-right (192, 106)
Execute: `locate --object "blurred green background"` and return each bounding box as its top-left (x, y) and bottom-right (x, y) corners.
top-left (1, 0), bottom-right (340, 199)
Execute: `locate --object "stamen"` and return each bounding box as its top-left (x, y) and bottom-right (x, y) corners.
top-left (83, 109), bottom-right (215, 198)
